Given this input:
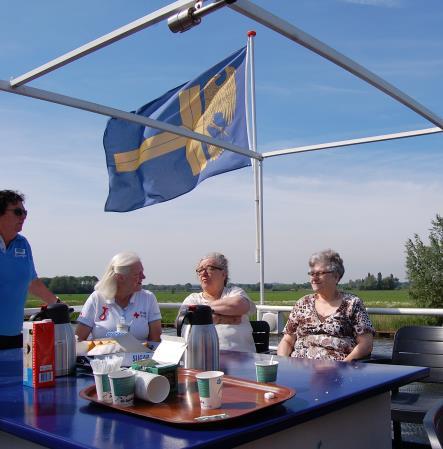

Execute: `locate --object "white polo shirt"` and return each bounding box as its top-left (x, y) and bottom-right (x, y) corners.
top-left (77, 289), bottom-right (161, 341)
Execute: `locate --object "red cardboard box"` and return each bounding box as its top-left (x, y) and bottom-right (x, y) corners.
top-left (23, 320), bottom-right (56, 388)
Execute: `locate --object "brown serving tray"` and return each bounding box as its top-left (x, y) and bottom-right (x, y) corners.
top-left (79, 368), bottom-right (295, 425)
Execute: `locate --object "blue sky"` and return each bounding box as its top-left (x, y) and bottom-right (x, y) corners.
top-left (1, 0), bottom-right (442, 284)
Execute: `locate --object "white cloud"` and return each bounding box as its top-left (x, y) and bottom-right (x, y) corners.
top-left (12, 164), bottom-right (442, 285)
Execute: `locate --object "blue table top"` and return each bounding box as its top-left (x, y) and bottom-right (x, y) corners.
top-left (0, 349), bottom-right (429, 449)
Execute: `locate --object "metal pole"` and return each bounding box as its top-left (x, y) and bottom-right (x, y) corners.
top-left (247, 31), bottom-right (265, 307)
top-left (247, 33), bottom-right (259, 262)
top-left (229, 0), bottom-right (443, 130)
top-left (258, 158), bottom-right (265, 307)
top-left (9, 0), bottom-right (196, 87)
top-left (262, 127), bottom-right (443, 159)
top-left (0, 80), bottom-right (261, 161)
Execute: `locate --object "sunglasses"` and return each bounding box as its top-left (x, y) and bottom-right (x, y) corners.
top-left (6, 208), bottom-right (28, 217)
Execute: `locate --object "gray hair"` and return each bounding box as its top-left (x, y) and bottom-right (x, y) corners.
top-left (309, 249), bottom-right (345, 282)
top-left (95, 252), bottom-right (141, 299)
top-left (198, 252), bottom-right (229, 286)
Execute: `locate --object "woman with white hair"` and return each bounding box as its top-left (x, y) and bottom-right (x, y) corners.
top-left (277, 249), bottom-right (374, 361)
top-left (75, 252), bottom-right (162, 342)
top-left (179, 252), bottom-right (256, 353)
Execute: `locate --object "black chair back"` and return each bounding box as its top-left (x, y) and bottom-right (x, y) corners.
top-left (424, 398), bottom-right (443, 449)
top-left (392, 326), bottom-right (443, 383)
top-left (250, 320), bottom-right (270, 353)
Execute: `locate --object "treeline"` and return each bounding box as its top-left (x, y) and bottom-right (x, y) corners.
top-left (36, 274), bottom-right (403, 294)
top-left (40, 276), bottom-right (98, 294)
top-left (145, 283), bottom-right (196, 292)
top-left (347, 273), bottom-right (400, 290)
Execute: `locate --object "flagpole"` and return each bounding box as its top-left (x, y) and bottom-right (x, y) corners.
top-left (247, 31), bottom-right (265, 310)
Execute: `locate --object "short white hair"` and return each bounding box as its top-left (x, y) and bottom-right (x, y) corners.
top-left (95, 252), bottom-right (141, 299)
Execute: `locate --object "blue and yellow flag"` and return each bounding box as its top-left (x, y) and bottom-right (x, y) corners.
top-left (103, 47), bottom-right (250, 212)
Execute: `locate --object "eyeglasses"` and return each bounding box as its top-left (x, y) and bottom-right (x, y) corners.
top-left (196, 265), bottom-right (223, 275)
top-left (6, 208), bottom-right (28, 217)
top-left (308, 271), bottom-right (334, 278)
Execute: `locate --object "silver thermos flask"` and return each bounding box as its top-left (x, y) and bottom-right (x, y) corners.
top-left (30, 303), bottom-right (76, 376)
top-left (176, 304), bottom-right (219, 371)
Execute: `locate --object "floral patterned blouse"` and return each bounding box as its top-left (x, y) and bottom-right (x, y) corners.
top-left (283, 293), bottom-right (375, 360)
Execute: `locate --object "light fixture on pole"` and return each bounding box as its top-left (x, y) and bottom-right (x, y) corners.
top-left (167, 0), bottom-right (236, 33)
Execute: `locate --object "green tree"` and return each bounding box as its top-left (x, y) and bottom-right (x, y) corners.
top-left (377, 272), bottom-right (383, 290)
top-left (78, 276), bottom-right (98, 293)
top-left (363, 273), bottom-right (377, 290)
top-left (406, 214), bottom-right (443, 308)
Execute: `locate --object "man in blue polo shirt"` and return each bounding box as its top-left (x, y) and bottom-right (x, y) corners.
top-left (0, 190), bottom-right (59, 349)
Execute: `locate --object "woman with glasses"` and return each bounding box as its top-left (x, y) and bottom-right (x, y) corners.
top-left (0, 190), bottom-right (59, 350)
top-left (277, 249), bottom-right (374, 361)
top-left (179, 252), bottom-right (256, 352)
top-left (76, 252), bottom-right (162, 343)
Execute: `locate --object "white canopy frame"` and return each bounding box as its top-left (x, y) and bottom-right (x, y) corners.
top-left (1, 0), bottom-right (442, 305)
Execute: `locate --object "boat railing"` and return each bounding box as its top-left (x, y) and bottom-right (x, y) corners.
top-left (257, 305), bottom-right (443, 334)
top-left (23, 303), bottom-right (443, 353)
top-left (24, 303), bottom-right (443, 333)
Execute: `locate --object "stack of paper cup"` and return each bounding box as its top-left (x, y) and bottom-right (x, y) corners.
top-left (94, 372), bottom-right (113, 403)
top-left (90, 356), bottom-right (123, 404)
top-left (108, 370), bottom-right (136, 407)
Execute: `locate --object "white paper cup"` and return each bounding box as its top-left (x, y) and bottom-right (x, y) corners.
top-left (133, 371), bottom-right (170, 403)
top-left (108, 370), bottom-right (135, 407)
top-left (195, 371), bottom-right (224, 410)
top-left (94, 373), bottom-right (113, 403)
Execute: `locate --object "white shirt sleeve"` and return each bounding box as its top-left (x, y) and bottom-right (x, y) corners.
top-left (77, 292), bottom-right (97, 329)
top-left (145, 291), bottom-right (162, 322)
